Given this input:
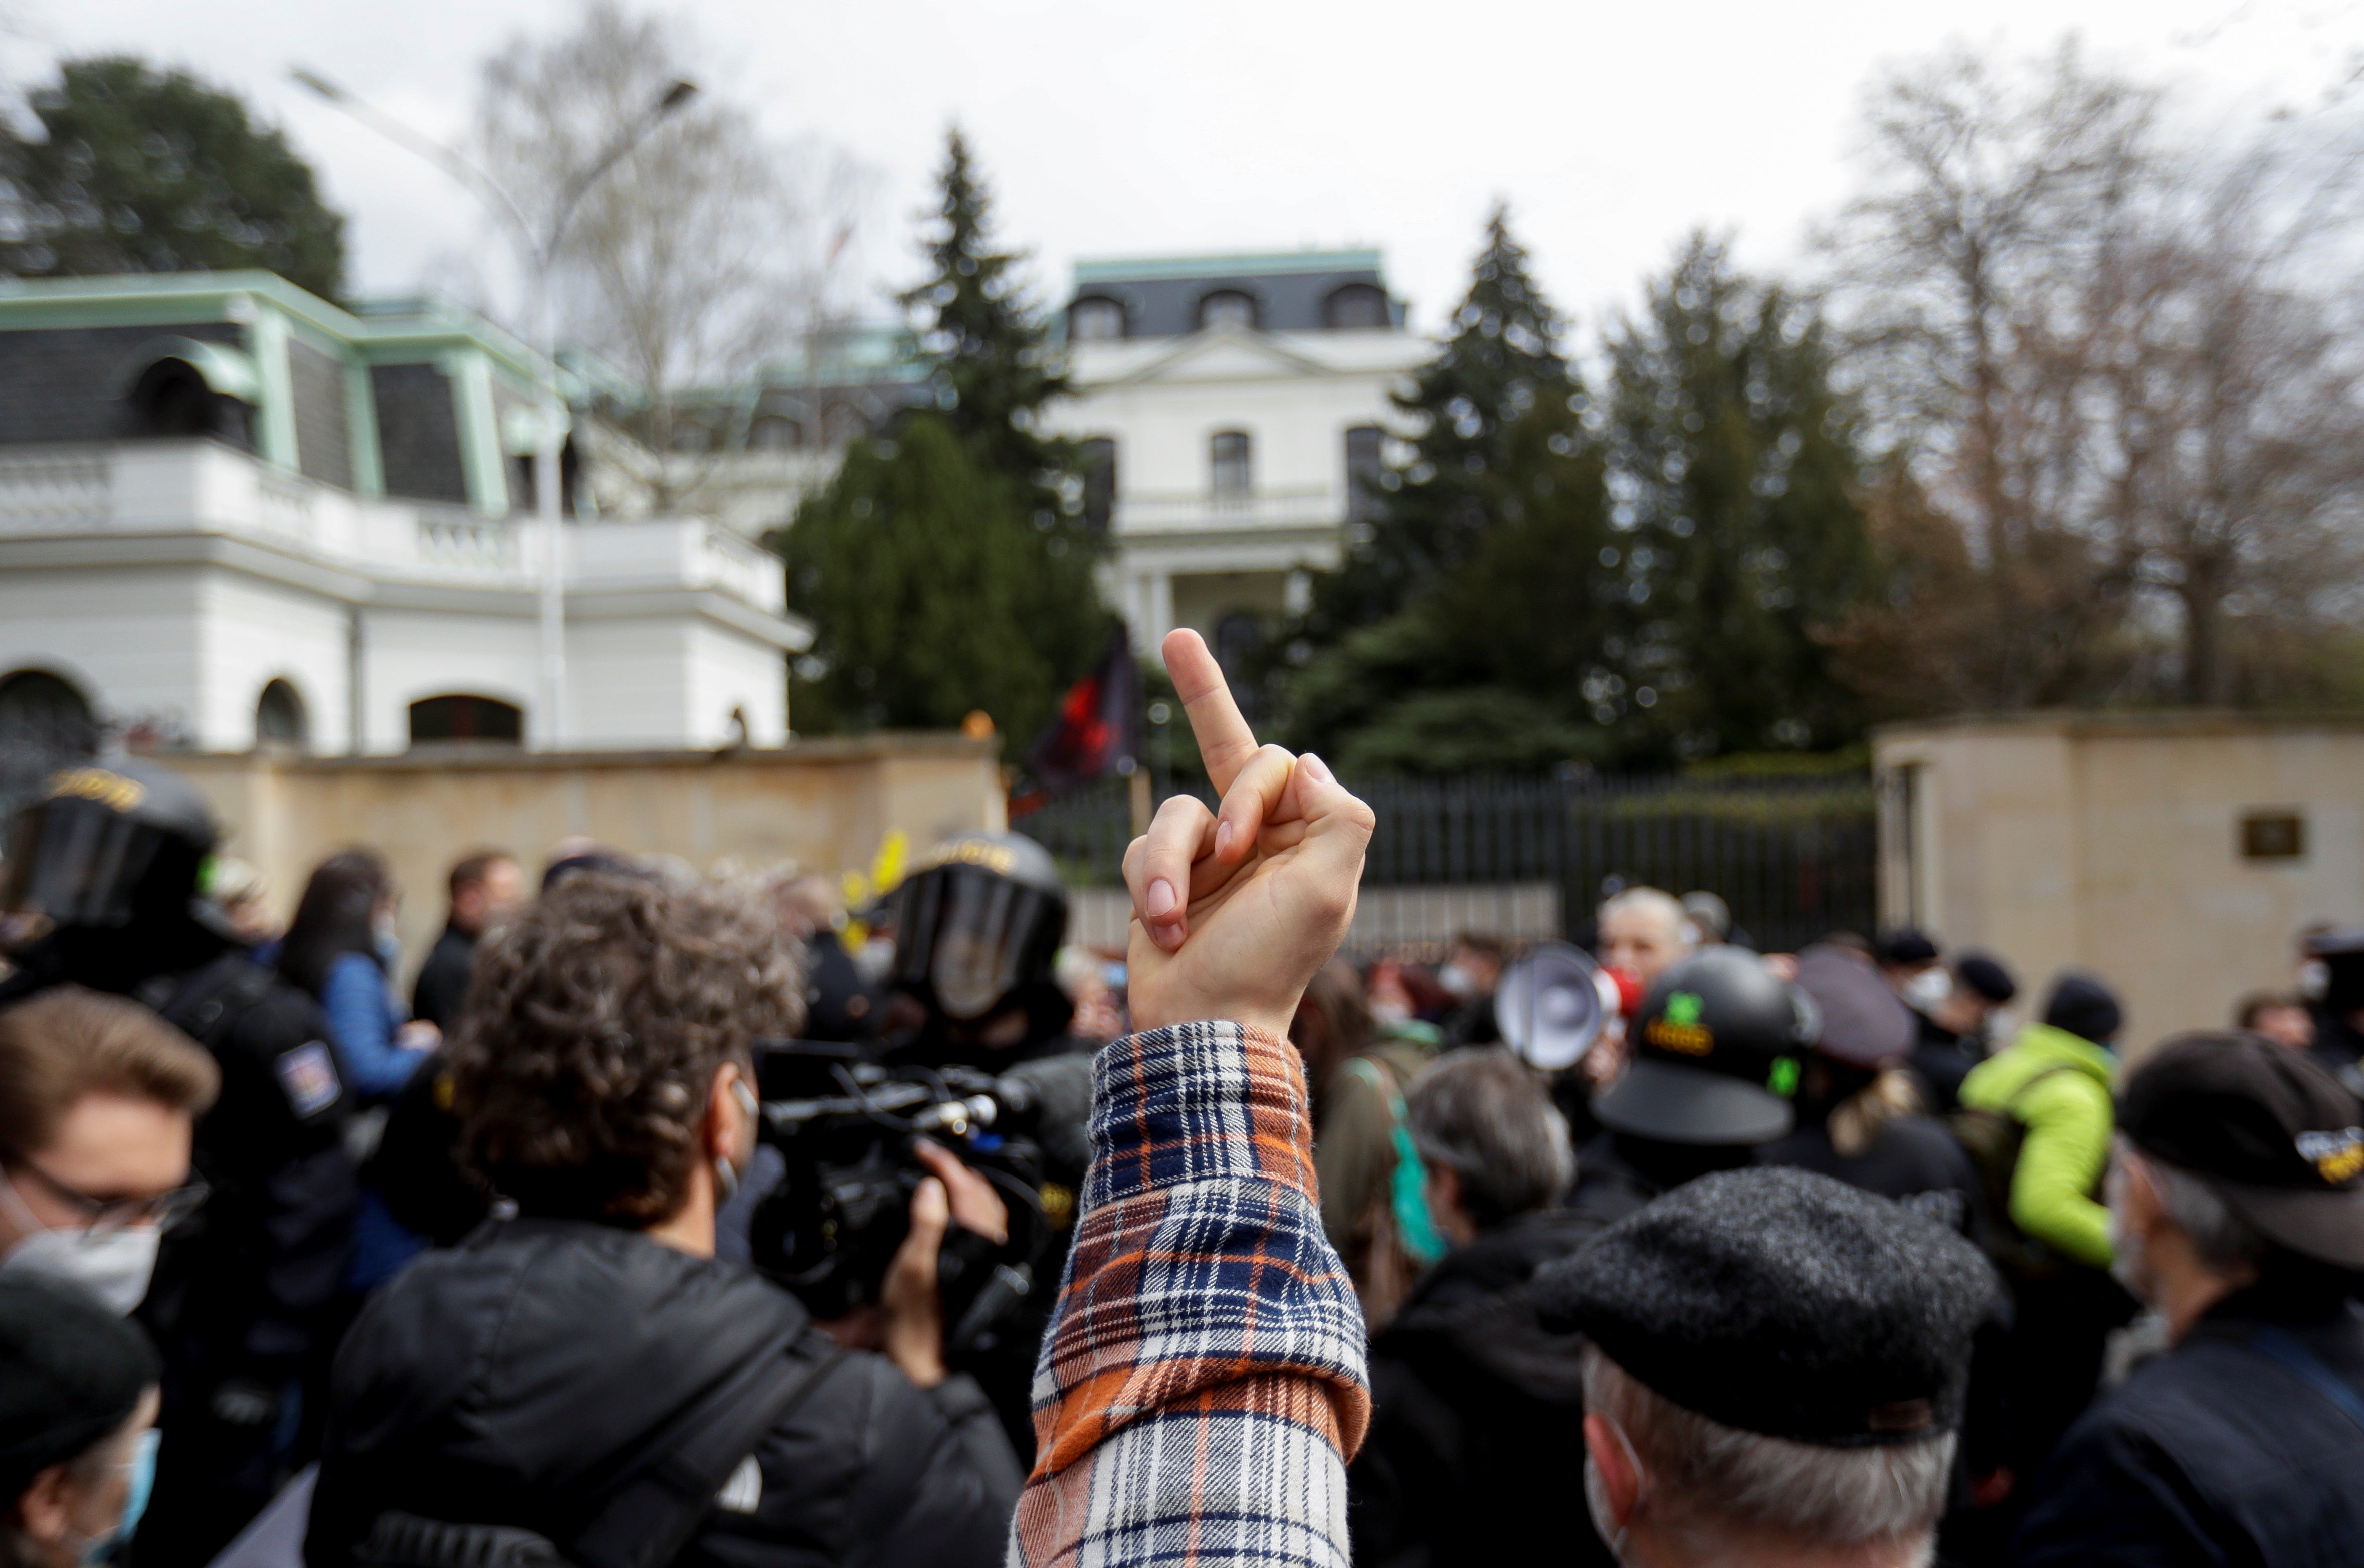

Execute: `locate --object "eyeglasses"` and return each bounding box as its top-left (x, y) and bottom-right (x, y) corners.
top-left (3, 1161), bottom-right (208, 1237)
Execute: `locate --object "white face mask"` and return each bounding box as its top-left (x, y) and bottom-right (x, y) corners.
top-left (2105, 1160), bottom-right (2156, 1305)
top-left (2300, 959), bottom-right (2329, 1002)
top-left (1438, 963), bottom-right (1477, 999)
top-left (0, 1177), bottom-right (162, 1314)
top-left (1904, 967), bottom-right (1952, 1011)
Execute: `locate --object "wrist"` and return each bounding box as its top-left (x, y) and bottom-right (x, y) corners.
top-left (889, 1345), bottom-right (947, 1388)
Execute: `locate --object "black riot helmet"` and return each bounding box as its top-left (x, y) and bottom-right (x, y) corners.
top-left (890, 833), bottom-right (1070, 1031)
top-left (1594, 946), bottom-right (1819, 1146)
top-left (4, 758), bottom-right (217, 937)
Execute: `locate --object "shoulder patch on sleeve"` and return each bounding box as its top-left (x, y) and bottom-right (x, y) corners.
top-left (276, 1041), bottom-right (342, 1118)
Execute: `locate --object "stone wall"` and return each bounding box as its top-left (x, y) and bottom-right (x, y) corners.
top-left (167, 734), bottom-right (1005, 987)
top-left (1873, 713), bottom-right (2364, 1053)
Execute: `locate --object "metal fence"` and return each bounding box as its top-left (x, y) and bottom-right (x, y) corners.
top-left (1014, 771), bottom-right (1878, 955)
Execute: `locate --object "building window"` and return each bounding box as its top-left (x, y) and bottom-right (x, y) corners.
top-left (256, 679), bottom-right (308, 749)
top-left (1199, 291), bottom-right (1257, 332)
top-left (128, 359), bottom-right (251, 447)
top-left (1080, 438), bottom-right (1118, 533)
top-left (1344, 425), bottom-right (1386, 528)
top-left (1323, 283), bottom-right (1390, 330)
top-left (1210, 430), bottom-right (1252, 499)
top-left (0, 669), bottom-right (98, 758)
top-left (408, 694), bottom-right (524, 747)
top-left (1070, 296), bottom-right (1127, 342)
top-left (749, 416), bottom-right (802, 451)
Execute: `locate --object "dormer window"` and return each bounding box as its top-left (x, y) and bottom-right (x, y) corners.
top-left (1070, 296), bottom-right (1127, 342)
top-left (1211, 430), bottom-right (1252, 499)
top-left (1199, 291), bottom-right (1257, 332)
top-left (1324, 283), bottom-right (1389, 331)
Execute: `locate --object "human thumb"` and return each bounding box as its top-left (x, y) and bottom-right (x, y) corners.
top-left (908, 1174), bottom-right (950, 1247)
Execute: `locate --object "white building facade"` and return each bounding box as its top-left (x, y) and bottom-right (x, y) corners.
top-left (0, 273), bottom-right (804, 758)
top-left (1044, 251), bottom-right (1430, 661)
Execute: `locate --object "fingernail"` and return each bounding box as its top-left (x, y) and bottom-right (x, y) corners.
top-left (1147, 878), bottom-right (1178, 917)
top-left (1215, 820), bottom-right (1236, 858)
top-left (1301, 752), bottom-right (1334, 783)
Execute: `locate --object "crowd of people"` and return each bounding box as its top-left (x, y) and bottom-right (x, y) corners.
top-left (1, 629), bottom-right (2360, 1568)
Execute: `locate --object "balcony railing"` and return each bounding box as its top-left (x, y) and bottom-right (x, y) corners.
top-left (0, 440), bottom-right (781, 614)
top-left (1111, 486), bottom-right (1339, 533)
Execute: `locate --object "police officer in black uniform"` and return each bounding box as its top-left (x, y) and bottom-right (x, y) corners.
top-left (0, 759), bottom-right (358, 1566)
top-left (875, 831), bottom-right (1095, 1457)
top-left (2300, 926), bottom-right (2364, 1097)
top-left (1569, 945), bottom-right (1810, 1225)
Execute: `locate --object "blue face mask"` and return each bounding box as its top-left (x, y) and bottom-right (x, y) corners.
top-left (75, 1427), bottom-right (158, 1564)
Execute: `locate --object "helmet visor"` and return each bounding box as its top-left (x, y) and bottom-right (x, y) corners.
top-left (897, 864), bottom-right (1066, 1022)
top-left (4, 798), bottom-right (164, 930)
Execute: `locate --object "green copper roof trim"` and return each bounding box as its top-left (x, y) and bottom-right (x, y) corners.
top-left (1073, 250), bottom-right (1386, 285)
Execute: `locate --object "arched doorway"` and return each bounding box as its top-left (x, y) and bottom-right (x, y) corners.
top-left (256, 679), bottom-right (309, 750)
top-left (407, 694), bottom-right (525, 747)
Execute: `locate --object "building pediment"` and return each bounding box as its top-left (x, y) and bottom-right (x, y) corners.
top-left (1097, 326), bottom-right (1341, 388)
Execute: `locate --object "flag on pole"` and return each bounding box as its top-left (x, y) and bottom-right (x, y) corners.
top-left (1013, 625), bottom-right (1141, 817)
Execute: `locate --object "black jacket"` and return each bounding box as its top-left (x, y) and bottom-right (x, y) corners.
top-left (1349, 1208), bottom-right (1616, 1568)
top-left (1909, 1010), bottom-right (1980, 1114)
top-left (408, 924), bottom-right (477, 1035)
top-left (307, 1218), bottom-right (1022, 1568)
top-left (1757, 1111), bottom-right (1980, 1237)
top-left (2010, 1290), bottom-right (2364, 1567)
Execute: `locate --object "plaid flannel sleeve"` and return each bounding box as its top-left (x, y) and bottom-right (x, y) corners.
top-left (1007, 1020), bottom-right (1371, 1568)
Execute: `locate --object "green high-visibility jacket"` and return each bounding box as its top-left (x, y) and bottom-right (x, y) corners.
top-left (1959, 1023), bottom-right (2118, 1268)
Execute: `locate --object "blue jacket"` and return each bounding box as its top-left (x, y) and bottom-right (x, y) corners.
top-left (2011, 1289), bottom-right (2364, 1566)
top-left (322, 950), bottom-right (425, 1102)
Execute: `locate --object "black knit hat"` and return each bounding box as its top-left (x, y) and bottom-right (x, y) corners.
top-left (2043, 972), bottom-right (2122, 1046)
top-left (1953, 953), bottom-right (2017, 1006)
top-left (0, 1277), bottom-right (159, 1498)
top-left (2120, 1032), bottom-right (2364, 1269)
top-left (1535, 1167), bottom-right (2000, 1447)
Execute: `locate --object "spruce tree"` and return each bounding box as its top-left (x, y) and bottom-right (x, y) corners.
top-left (1608, 233), bottom-right (1874, 758)
top-left (901, 129), bottom-right (1070, 489)
top-left (0, 58), bottom-right (346, 298)
top-left (1307, 206), bottom-right (1578, 637)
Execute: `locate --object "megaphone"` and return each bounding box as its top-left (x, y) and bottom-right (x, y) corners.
top-left (1496, 940), bottom-right (1620, 1071)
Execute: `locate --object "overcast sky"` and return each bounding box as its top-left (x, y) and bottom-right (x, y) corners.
top-left (7, 0), bottom-right (2361, 342)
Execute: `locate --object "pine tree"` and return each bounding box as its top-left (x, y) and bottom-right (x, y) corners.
top-left (0, 58), bottom-right (345, 298)
top-left (782, 131), bottom-right (1106, 741)
top-left (1607, 233), bottom-right (1875, 758)
top-left (901, 129), bottom-right (1070, 489)
top-left (1307, 206), bottom-right (1579, 637)
top-left (781, 417), bottom-right (1103, 743)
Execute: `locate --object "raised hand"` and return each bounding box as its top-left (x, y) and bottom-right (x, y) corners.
top-left (1122, 629), bottom-right (1375, 1040)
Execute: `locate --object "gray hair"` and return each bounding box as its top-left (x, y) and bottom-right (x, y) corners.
top-left (2143, 1154), bottom-right (2272, 1276)
top-left (1581, 1345), bottom-right (1950, 1560)
top-left (1407, 1048), bottom-right (1573, 1227)
top-left (1599, 886), bottom-right (1699, 949)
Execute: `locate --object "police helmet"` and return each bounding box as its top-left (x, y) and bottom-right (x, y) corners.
top-left (1593, 946), bottom-right (1817, 1146)
top-left (3, 758), bottom-right (218, 934)
top-left (890, 833), bottom-right (1070, 1024)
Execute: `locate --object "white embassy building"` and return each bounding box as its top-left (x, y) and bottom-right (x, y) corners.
top-left (0, 272), bottom-right (806, 756)
top-left (1045, 250), bottom-right (1430, 661)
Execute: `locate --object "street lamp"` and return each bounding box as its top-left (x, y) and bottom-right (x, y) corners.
top-left (291, 66), bottom-right (698, 751)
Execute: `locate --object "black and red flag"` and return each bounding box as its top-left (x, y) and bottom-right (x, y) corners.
top-left (1012, 625), bottom-right (1142, 817)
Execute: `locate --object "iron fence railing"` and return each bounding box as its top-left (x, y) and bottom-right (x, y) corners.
top-left (1014, 771), bottom-right (1878, 955)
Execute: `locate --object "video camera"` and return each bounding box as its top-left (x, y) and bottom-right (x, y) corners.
top-left (744, 1040), bottom-right (1090, 1351)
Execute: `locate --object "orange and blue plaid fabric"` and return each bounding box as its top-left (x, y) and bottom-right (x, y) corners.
top-left (1008, 1020), bottom-right (1371, 1567)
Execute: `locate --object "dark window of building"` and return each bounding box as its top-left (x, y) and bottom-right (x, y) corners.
top-left (1199, 291), bottom-right (1257, 332)
top-left (408, 694), bottom-right (524, 747)
top-left (256, 680), bottom-right (308, 749)
top-left (372, 363), bottom-right (469, 505)
top-left (1323, 283), bottom-right (1390, 331)
top-left (127, 359), bottom-right (251, 447)
top-left (1080, 438), bottom-right (1117, 533)
top-left (1070, 296), bottom-right (1127, 342)
top-left (1213, 612), bottom-right (1266, 726)
top-left (0, 669), bottom-right (98, 757)
top-left (508, 437), bottom-right (581, 517)
top-left (1211, 430), bottom-right (1252, 499)
top-left (1344, 425), bottom-right (1386, 528)
top-left (749, 416), bottom-right (802, 451)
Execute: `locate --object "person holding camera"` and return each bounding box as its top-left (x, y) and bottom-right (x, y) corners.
top-left (305, 872), bottom-right (1023, 1568)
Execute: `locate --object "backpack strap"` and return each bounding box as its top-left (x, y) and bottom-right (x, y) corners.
top-left (563, 1333), bottom-right (850, 1568)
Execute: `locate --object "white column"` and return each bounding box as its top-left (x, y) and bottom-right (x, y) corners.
top-left (1148, 570), bottom-right (1175, 653)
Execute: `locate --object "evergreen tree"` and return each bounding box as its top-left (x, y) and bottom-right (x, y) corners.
top-left (900, 129), bottom-right (1070, 488)
top-left (0, 58), bottom-right (345, 298)
top-left (781, 417), bottom-right (1103, 743)
top-left (783, 131), bottom-right (1105, 742)
top-left (1307, 206), bottom-right (1578, 637)
top-left (1608, 233), bottom-right (1875, 758)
